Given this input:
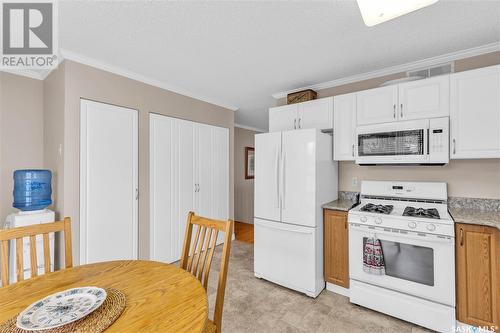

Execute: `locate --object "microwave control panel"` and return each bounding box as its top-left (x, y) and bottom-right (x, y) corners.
top-left (429, 117), bottom-right (449, 163)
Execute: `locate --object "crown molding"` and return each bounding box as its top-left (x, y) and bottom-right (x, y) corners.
top-left (234, 123), bottom-right (267, 133)
top-left (31, 48), bottom-right (237, 111)
top-left (272, 42), bottom-right (500, 99)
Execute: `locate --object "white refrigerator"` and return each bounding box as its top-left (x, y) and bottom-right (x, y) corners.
top-left (254, 128), bottom-right (338, 297)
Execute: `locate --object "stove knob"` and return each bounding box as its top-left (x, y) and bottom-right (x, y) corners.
top-left (375, 217), bottom-right (382, 225)
top-left (408, 222), bottom-right (417, 229)
top-left (360, 216), bottom-right (367, 223)
top-left (427, 224), bottom-right (436, 231)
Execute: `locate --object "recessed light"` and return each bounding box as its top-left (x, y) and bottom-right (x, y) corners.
top-left (357, 0), bottom-right (439, 27)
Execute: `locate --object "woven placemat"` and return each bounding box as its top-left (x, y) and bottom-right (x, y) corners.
top-left (0, 288), bottom-right (126, 333)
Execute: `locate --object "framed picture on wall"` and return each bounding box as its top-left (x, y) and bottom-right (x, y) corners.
top-left (245, 147), bottom-right (255, 179)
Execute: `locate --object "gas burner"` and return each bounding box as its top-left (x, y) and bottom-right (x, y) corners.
top-left (403, 207), bottom-right (440, 219)
top-left (360, 203), bottom-right (394, 214)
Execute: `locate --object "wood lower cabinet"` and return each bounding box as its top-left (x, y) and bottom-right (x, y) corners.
top-left (324, 209), bottom-right (349, 288)
top-left (456, 223), bottom-right (499, 328)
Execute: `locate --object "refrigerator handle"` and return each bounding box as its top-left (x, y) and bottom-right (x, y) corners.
top-left (276, 147), bottom-right (280, 208)
top-left (281, 148), bottom-right (286, 210)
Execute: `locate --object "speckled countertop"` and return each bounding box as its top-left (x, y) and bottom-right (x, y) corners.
top-left (449, 208), bottom-right (500, 231)
top-left (322, 199), bottom-right (358, 212)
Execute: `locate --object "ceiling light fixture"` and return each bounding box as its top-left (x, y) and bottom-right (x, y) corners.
top-left (357, 0), bottom-right (439, 27)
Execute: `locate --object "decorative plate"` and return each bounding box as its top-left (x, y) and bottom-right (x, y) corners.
top-left (16, 287), bottom-right (107, 331)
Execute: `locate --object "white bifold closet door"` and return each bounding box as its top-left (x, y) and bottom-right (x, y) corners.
top-left (80, 99), bottom-right (138, 265)
top-left (150, 114), bottom-right (229, 264)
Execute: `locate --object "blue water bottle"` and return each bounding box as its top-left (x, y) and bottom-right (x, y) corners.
top-left (13, 169), bottom-right (53, 211)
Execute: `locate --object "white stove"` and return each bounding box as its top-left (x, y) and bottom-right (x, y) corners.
top-left (348, 181), bottom-right (455, 333)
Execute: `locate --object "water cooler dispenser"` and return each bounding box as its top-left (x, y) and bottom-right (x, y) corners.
top-left (4, 170), bottom-right (55, 283)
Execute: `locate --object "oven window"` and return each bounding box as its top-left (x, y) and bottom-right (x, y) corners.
top-left (358, 129), bottom-right (424, 156)
top-left (363, 237), bottom-right (434, 286)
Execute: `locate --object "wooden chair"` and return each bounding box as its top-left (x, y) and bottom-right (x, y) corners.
top-left (0, 217), bottom-right (73, 287)
top-left (180, 212), bottom-right (234, 333)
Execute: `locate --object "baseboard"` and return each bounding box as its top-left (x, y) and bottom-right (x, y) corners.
top-left (326, 282), bottom-right (350, 297)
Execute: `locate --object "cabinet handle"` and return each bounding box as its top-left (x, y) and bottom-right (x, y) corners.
top-left (460, 228), bottom-right (463, 246)
top-left (294, 118), bottom-right (297, 130)
top-left (344, 219), bottom-right (347, 229)
top-left (400, 104), bottom-right (403, 118)
top-left (393, 104), bottom-right (396, 118)
top-left (453, 139), bottom-right (456, 155)
top-left (352, 144), bottom-right (355, 157)
top-left (298, 118), bottom-right (302, 129)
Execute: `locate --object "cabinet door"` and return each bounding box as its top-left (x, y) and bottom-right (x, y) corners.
top-left (282, 129), bottom-right (317, 227)
top-left (150, 115), bottom-right (195, 263)
top-left (450, 65), bottom-right (500, 159)
top-left (297, 97), bottom-right (333, 130)
top-left (195, 123), bottom-right (213, 218)
top-left (356, 85), bottom-right (398, 125)
top-left (269, 104), bottom-right (298, 132)
top-left (456, 223), bottom-right (499, 328)
top-left (324, 210), bottom-right (349, 288)
top-left (211, 126), bottom-right (229, 221)
top-left (398, 75), bottom-right (450, 121)
top-left (334, 93), bottom-right (357, 161)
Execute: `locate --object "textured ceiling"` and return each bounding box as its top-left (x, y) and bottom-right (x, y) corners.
top-left (59, 0), bottom-right (500, 130)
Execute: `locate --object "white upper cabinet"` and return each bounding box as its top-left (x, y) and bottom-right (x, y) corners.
top-left (450, 65), bottom-right (500, 159)
top-left (297, 97), bottom-right (333, 130)
top-left (398, 75), bottom-right (449, 121)
top-left (356, 85), bottom-right (398, 125)
top-left (334, 93), bottom-right (357, 161)
top-left (356, 76), bottom-right (450, 125)
top-left (269, 104), bottom-right (298, 132)
top-left (269, 97), bottom-right (333, 132)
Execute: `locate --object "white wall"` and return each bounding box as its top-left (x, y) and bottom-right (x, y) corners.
top-left (0, 72), bottom-right (45, 226)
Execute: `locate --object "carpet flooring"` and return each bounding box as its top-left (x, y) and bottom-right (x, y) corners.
top-left (207, 240), bottom-right (435, 333)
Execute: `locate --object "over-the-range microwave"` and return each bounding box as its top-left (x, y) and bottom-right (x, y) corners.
top-left (355, 117), bottom-right (449, 165)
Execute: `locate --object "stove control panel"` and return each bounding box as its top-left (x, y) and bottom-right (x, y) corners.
top-left (348, 212), bottom-right (454, 237)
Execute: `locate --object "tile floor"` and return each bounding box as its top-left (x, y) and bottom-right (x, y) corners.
top-left (208, 240), bottom-right (434, 333)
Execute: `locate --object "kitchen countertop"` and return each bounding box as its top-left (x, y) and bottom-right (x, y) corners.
top-left (322, 199), bottom-right (358, 212)
top-left (449, 207), bottom-right (500, 231)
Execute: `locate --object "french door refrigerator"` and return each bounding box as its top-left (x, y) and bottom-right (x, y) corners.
top-left (254, 128), bottom-right (338, 297)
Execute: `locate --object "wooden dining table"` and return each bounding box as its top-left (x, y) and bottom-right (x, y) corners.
top-left (0, 260), bottom-right (208, 332)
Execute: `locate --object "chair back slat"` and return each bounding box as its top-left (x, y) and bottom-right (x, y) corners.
top-left (197, 229), bottom-right (213, 281)
top-left (202, 229), bottom-right (219, 290)
top-left (63, 218), bottom-right (73, 268)
top-left (15, 238), bottom-right (24, 282)
top-left (29, 235), bottom-right (38, 278)
top-left (0, 218), bottom-right (73, 287)
top-left (187, 225), bottom-right (202, 272)
top-left (43, 233), bottom-right (51, 274)
top-left (1, 241), bottom-right (8, 287)
top-left (180, 212), bottom-right (233, 333)
top-left (191, 226), bottom-right (207, 275)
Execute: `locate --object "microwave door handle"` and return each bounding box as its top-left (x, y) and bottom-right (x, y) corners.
top-left (426, 128), bottom-right (430, 155)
